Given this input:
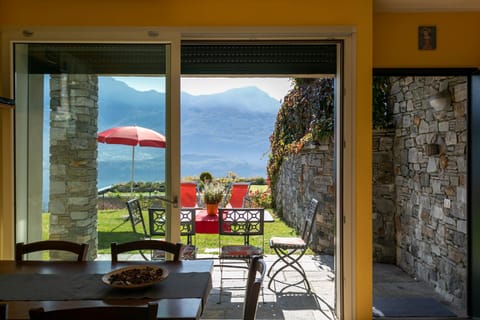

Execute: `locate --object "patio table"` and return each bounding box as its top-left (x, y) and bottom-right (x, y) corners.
top-left (0, 259), bottom-right (213, 320)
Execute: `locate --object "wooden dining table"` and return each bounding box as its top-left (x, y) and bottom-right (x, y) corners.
top-left (0, 259), bottom-right (213, 320)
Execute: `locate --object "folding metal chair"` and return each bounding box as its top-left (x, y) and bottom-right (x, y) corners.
top-left (267, 198), bottom-right (319, 292)
top-left (217, 208), bottom-right (264, 303)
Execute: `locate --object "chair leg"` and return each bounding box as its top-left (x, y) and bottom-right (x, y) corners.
top-left (217, 258), bottom-right (224, 304)
top-left (267, 247), bottom-right (311, 292)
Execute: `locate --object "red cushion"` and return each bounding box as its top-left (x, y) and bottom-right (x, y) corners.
top-left (220, 245), bottom-right (262, 258)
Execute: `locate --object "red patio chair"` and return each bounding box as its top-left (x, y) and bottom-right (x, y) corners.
top-left (180, 182), bottom-right (198, 207)
top-left (227, 182), bottom-right (250, 208)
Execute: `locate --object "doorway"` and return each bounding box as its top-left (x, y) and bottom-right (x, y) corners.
top-left (372, 71), bottom-right (477, 318)
top-left (10, 30), bottom-right (352, 319)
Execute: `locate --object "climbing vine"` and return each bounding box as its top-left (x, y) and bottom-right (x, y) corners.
top-left (267, 78), bottom-right (335, 205)
top-left (267, 77), bottom-right (392, 207)
top-left (373, 76), bottom-right (394, 129)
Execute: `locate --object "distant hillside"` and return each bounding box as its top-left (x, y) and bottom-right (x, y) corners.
top-left (97, 77), bottom-right (281, 187)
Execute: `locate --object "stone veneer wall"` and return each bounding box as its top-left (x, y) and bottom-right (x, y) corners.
top-left (274, 139), bottom-right (335, 254)
top-left (49, 74), bottom-right (98, 260)
top-left (391, 76), bottom-right (467, 307)
top-left (372, 129), bottom-right (396, 263)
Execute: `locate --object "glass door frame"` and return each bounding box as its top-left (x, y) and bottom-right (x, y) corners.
top-left (2, 26), bottom-right (356, 319)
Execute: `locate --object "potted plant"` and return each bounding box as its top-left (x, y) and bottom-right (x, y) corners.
top-left (202, 182), bottom-right (224, 215)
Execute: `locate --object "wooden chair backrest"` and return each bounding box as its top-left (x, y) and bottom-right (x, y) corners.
top-left (110, 240), bottom-right (182, 262)
top-left (15, 240), bottom-right (89, 261)
top-left (29, 303), bottom-right (158, 320)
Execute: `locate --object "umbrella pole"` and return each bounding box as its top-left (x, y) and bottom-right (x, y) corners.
top-left (131, 146), bottom-right (135, 197)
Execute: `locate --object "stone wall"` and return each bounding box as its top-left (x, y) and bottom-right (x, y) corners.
top-left (275, 139), bottom-right (335, 254)
top-left (391, 76), bottom-right (467, 307)
top-left (274, 76), bottom-right (468, 308)
top-left (372, 129), bottom-right (396, 263)
top-left (49, 74), bottom-right (99, 260)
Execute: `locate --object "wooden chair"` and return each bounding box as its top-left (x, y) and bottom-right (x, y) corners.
top-left (111, 240), bottom-right (183, 262)
top-left (243, 255), bottom-right (266, 320)
top-left (29, 303), bottom-right (158, 320)
top-left (0, 303), bottom-right (7, 320)
top-left (15, 240), bottom-right (89, 261)
top-left (267, 198), bottom-right (319, 292)
top-left (217, 208), bottom-right (264, 303)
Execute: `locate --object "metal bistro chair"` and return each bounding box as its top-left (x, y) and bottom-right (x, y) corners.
top-left (217, 208), bottom-right (264, 303)
top-left (15, 240), bottom-right (89, 261)
top-left (126, 199), bottom-right (195, 260)
top-left (29, 303), bottom-right (158, 320)
top-left (148, 207), bottom-right (197, 259)
top-left (125, 199), bottom-right (151, 260)
top-left (267, 198), bottom-right (319, 292)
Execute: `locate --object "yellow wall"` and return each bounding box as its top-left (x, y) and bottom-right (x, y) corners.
top-left (1, 0), bottom-right (369, 26)
top-left (374, 12), bottom-right (480, 68)
top-left (0, 0), bottom-right (373, 318)
top-left (0, 107), bottom-right (14, 260)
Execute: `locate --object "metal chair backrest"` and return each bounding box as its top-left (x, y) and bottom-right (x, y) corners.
top-left (218, 208), bottom-right (264, 246)
top-left (301, 198), bottom-right (320, 244)
top-left (110, 240), bottom-right (182, 262)
top-left (149, 207), bottom-right (196, 245)
top-left (125, 199), bottom-right (149, 239)
top-left (29, 302), bottom-right (158, 320)
top-left (243, 255), bottom-right (266, 320)
top-left (15, 240), bottom-right (89, 261)
top-left (180, 182), bottom-right (198, 207)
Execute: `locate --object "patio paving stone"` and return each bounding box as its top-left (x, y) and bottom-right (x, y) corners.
top-left (96, 253), bottom-right (463, 319)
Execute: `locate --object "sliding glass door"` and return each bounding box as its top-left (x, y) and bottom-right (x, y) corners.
top-left (14, 43), bottom-right (169, 259)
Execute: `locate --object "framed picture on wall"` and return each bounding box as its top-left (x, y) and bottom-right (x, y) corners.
top-left (418, 26), bottom-right (436, 50)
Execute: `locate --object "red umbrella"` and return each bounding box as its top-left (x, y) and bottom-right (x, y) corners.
top-left (97, 126), bottom-right (166, 195)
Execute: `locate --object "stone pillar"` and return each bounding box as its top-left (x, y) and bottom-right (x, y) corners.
top-left (49, 74), bottom-right (98, 260)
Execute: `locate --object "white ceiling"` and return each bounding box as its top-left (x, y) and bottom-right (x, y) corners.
top-left (374, 0), bottom-right (480, 12)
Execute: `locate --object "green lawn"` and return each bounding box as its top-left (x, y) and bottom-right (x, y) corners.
top-left (42, 207), bottom-right (307, 255)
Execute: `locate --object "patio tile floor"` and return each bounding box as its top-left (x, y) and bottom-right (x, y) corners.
top-left (97, 253), bottom-right (463, 320)
top-left (199, 254), bottom-right (336, 320)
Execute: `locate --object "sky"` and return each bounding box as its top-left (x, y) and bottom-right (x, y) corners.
top-left (113, 76), bottom-right (293, 101)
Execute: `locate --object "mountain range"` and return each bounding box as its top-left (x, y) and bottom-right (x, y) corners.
top-left (96, 77), bottom-right (281, 187)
